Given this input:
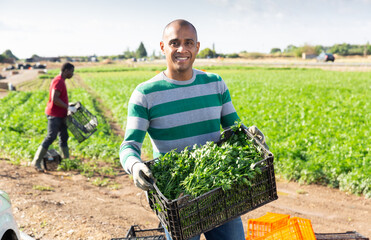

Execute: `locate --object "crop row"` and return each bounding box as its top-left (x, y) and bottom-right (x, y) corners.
top-left (78, 66), bottom-right (370, 198)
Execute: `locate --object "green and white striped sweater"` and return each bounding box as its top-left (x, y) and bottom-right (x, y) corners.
top-left (120, 69), bottom-right (239, 174)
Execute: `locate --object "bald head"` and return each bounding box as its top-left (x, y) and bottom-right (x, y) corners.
top-left (162, 19), bottom-right (198, 41)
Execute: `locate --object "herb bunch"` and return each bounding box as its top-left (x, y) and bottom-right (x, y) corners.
top-left (150, 125), bottom-right (265, 199)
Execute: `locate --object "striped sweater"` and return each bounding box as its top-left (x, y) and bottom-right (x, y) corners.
top-left (119, 69), bottom-right (239, 174)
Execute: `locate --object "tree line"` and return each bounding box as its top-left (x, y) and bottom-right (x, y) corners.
top-left (198, 43), bottom-right (371, 59)
top-left (270, 43), bottom-right (371, 57)
top-left (2, 42), bottom-right (371, 62)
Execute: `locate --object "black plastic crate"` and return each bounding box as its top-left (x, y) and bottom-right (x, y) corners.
top-left (111, 225), bottom-right (165, 240)
top-left (315, 231), bottom-right (369, 240)
top-left (66, 101), bottom-right (98, 143)
top-left (147, 128), bottom-right (278, 240)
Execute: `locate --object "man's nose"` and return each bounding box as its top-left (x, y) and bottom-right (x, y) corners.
top-left (177, 44), bottom-right (186, 52)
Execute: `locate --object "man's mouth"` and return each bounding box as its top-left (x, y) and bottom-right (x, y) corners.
top-left (175, 56), bottom-right (190, 61)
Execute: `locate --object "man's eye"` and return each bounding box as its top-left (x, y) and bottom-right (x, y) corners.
top-left (170, 42), bottom-right (178, 46)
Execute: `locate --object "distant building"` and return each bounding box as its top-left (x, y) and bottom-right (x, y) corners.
top-left (26, 56), bottom-right (61, 62)
top-left (302, 53), bottom-right (317, 59)
top-left (1, 58), bottom-right (16, 64)
top-left (88, 56), bottom-right (98, 62)
top-left (25, 55), bottom-right (99, 63)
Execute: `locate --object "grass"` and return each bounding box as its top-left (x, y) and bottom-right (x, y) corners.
top-left (91, 177), bottom-right (121, 189)
top-left (33, 185), bottom-right (54, 191)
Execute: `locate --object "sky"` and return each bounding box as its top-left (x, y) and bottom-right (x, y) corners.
top-left (1, 0), bottom-right (371, 59)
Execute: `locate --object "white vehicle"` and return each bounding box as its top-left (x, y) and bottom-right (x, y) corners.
top-left (0, 190), bottom-right (20, 240)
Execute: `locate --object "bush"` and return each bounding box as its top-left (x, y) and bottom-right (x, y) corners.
top-left (198, 48), bottom-right (216, 58)
top-left (239, 52), bottom-right (265, 59)
top-left (348, 48), bottom-right (364, 56)
top-left (270, 48), bottom-right (281, 54)
top-left (331, 43), bottom-right (350, 56)
top-left (284, 45), bottom-right (298, 53)
top-left (226, 53), bottom-right (239, 58)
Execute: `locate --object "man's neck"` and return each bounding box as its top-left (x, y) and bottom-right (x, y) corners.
top-left (164, 69), bottom-right (193, 81)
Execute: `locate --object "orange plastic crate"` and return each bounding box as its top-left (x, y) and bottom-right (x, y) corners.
top-left (247, 212), bottom-right (290, 240)
top-left (254, 217), bottom-right (316, 240)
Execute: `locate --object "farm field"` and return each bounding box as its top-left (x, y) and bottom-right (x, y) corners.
top-left (0, 64), bottom-right (370, 239)
top-left (78, 65), bottom-right (371, 198)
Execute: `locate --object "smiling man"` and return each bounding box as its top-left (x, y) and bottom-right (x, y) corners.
top-left (119, 19), bottom-right (246, 239)
top-left (161, 20), bottom-right (200, 80)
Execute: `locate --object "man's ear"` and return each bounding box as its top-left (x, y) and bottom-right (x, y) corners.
top-left (196, 42), bottom-right (200, 54)
top-left (160, 41), bottom-right (165, 54)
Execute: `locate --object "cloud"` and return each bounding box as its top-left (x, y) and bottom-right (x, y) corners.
top-left (0, 19), bottom-right (24, 31)
top-left (205, 0), bottom-right (229, 6)
top-left (205, 0), bottom-right (286, 22)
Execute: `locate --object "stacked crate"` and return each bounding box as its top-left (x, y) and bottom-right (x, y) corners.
top-left (246, 213), bottom-right (316, 240)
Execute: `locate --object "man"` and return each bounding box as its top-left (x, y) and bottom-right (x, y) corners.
top-left (32, 62), bottom-right (76, 172)
top-left (119, 19), bottom-right (267, 240)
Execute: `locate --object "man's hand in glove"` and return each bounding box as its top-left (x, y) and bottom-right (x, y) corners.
top-left (132, 162), bottom-right (154, 191)
top-left (67, 106), bottom-right (77, 115)
top-left (248, 125), bottom-right (269, 150)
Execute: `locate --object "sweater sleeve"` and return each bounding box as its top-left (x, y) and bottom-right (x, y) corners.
top-left (119, 88), bottom-right (150, 174)
top-left (219, 78), bottom-right (240, 129)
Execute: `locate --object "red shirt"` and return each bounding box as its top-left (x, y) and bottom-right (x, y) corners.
top-left (45, 75), bottom-right (68, 117)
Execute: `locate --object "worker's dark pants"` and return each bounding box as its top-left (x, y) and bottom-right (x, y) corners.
top-left (41, 115), bottom-right (69, 149)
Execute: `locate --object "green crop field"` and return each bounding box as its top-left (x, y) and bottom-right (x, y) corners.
top-left (212, 66), bottom-right (370, 198)
top-left (0, 71), bottom-right (122, 179)
top-left (0, 65), bottom-right (370, 197)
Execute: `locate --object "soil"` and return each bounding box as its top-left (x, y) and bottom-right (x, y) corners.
top-left (0, 69), bottom-right (39, 85)
top-left (1, 160), bottom-right (370, 240)
top-left (1, 61), bottom-right (370, 240)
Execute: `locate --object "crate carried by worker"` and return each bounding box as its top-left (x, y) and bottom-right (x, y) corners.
top-left (146, 127), bottom-right (278, 240)
top-left (66, 101), bottom-right (98, 143)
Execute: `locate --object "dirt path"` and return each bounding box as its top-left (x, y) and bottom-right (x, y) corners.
top-left (0, 159), bottom-right (157, 240)
top-left (0, 69), bottom-right (39, 98)
top-left (1, 69), bottom-right (39, 85)
top-left (0, 159), bottom-right (369, 240)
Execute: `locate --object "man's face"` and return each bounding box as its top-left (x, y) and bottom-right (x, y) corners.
top-left (64, 68), bottom-right (74, 79)
top-left (160, 24), bottom-right (200, 78)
